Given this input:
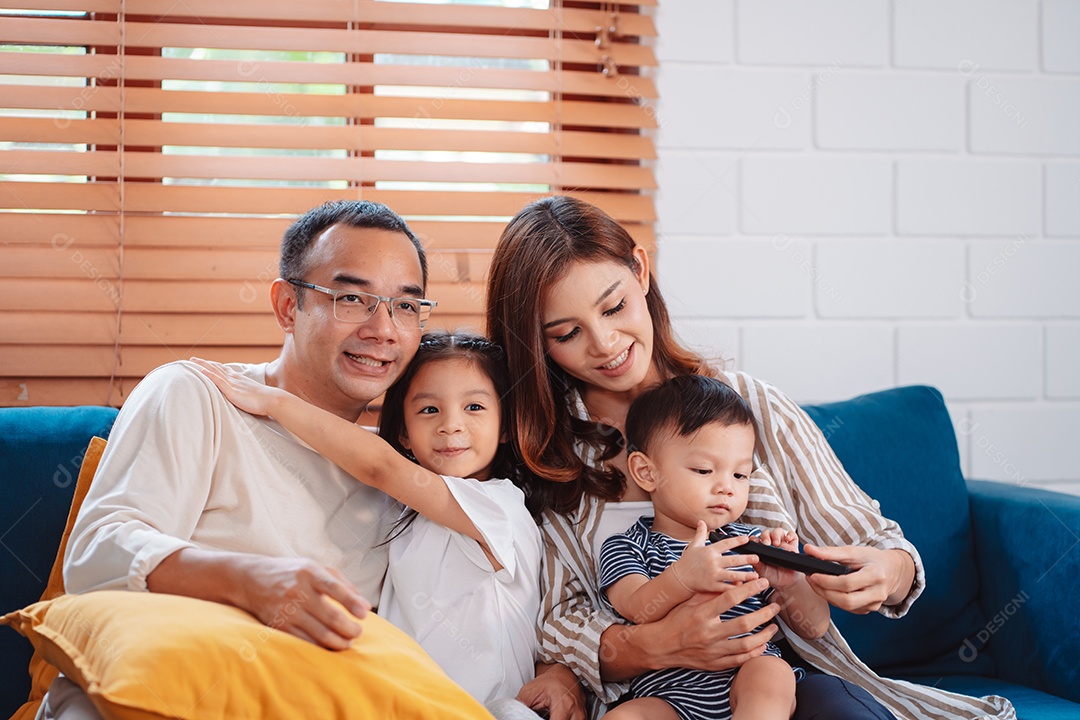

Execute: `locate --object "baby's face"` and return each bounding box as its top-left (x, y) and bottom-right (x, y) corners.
top-left (643, 421), bottom-right (756, 540)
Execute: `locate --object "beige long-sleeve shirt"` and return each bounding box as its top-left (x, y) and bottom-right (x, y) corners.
top-left (64, 361), bottom-right (395, 601)
top-left (537, 370), bottom-right (1015, 720)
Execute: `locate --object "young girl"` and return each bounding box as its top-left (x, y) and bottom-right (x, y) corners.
top-left (191, 331), bottom-right (542, 708)
top-left (598, 375), bottom-right (829, 720)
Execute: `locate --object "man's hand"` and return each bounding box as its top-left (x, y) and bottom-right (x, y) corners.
top-left (148, 549), bottom-right (371, 650)
top-left (235, 556), bottom-right (372, 649)
top-left (600, 579), bottom-right (780, 681)
top-left (516, 663), bottom-right (586, 720)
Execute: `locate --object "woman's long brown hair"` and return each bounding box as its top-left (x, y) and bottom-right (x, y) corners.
top-left (486, 196), bottom-right (715, 516)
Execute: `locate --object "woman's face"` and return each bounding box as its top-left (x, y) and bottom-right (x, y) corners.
top-left (541, 249), bottom-right (655, 396)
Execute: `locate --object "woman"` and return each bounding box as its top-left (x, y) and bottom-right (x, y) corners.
top-left (487, 196), bottom-right (1015, 720)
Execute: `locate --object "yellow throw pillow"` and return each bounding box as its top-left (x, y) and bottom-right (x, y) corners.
top-left (1, 591), bottom-right (492, 720)
top-left (11, 436), bottom-right (107, 720)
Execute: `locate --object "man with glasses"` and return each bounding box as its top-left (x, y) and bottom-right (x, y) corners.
top-left (42, 201), bottom-right (445, 717)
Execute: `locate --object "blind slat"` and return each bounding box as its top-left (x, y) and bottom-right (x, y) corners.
top-left (0, 182), bottom-right (120, 211)
top-left (0, 377), bottom-right (125, 407)
top-left (0, 149), bottom-right (121, 177)
top-left (0, 345), bottom-right (280, 377)
top-left (0, 117), bottom-right (121, 145)
top-left (122, 56), bottom-right (658, 98)
top-left (122, 154), bottom-right (655, 189)
top-left (123, 121), bottom-right (656, 160)
top-left (0, 213), bottom-right (120, 245)
top-left (0, 214), bottom-right (655, 251)
top-left (120, 185), bottom-right (657, 222)
top-left (135, 90), bottom-right (655, 129)
top-left (0, 278), bottom-right (484, 314)
top-left (3, 247), bottom-right (490, 284)
top-left (120, 1), bottom-right (657, 37)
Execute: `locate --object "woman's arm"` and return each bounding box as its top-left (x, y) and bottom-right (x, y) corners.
top-left (774, 577), bottom-right (830, 639)
top-left (730, 371), bottom-right (925, 616)
top-left (190, 358), bottom-right (493, 561)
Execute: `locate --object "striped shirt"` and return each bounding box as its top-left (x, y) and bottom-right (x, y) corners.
top-left (537, 370), bottom-right (1016, 720)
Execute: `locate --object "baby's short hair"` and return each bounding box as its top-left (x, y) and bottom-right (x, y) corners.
top-left (625, 375), bottom-right (755, 455)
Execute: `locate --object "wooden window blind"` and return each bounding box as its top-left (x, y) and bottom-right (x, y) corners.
top-left (0, 0), bottom-right (658, 407)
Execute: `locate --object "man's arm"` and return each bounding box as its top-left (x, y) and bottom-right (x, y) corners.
top-left (148, 548), bottom-right (370, 649)
top-left (599, 580), bottom-right (780, 681)
top-left (64, 362), bottom-right (372, 649)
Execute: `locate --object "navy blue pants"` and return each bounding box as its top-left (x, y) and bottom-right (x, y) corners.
top-left (793, 673), bottom-right (898, 720)
top-left (777, 640), bottom-right (897, 720)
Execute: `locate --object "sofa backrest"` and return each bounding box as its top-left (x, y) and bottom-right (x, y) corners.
top-left (802, 385), bottom-right (993, 679)
top-left (0, 406), bottom-right (118, 716)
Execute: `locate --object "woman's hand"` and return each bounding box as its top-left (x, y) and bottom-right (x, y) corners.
top-left (802, 545), bottom-right (915, 614)
top-left (516, 663), bottom-right (586, 720)
top-left (752, 528), bottom-right (802, 591)
top-left (189, 357), bottom-right (286, 418)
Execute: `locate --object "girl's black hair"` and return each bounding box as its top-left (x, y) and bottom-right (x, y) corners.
top-left (378, 330), bottom-right (541, 543)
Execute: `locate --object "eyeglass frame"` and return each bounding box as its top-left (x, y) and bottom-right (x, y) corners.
top-left (285, 279), bottom-right (437, 330)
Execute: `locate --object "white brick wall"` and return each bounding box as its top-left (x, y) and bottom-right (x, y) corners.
top-left (1042, 1), bottom-right (1080, 73)
top-left (969, 77), bottom-right (1080, 154)
top-left (660, 239), bottom-right (811, 318)
top-left (1045, 163), bottom-right (1080, 236)
top-left (815, 240), bottom-right (964, 318)
top-left (1046, 324), bottom-right (1080, 398)
top-left (967, 242), bottom-right (1080, 317)
top-left (896, 324), bottom-right (1042, 399)
top-left (896, 160), bottom-right (1041, 236)
top-left (893, 0), bottom-right (1038, 71)
top-left (740, 156), bottom-right (891, 234)
top-left (736, 0), bottom-right (889, 67)
top-left (816, 74), bottom-right (965, 151)
top-left (740, 323), bottom-right (895, 403)
top-left (653, 1), bottom-right (1080, 495)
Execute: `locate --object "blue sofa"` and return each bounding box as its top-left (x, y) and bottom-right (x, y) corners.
top-left (2, 387), bottom-right (1078, 718)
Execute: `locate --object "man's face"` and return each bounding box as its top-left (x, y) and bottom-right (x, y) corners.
top-left (283, 223), bottom-right (425, 418)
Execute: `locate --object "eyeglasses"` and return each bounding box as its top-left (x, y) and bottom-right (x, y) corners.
top-left (286, 279), bottom-right (437, 330)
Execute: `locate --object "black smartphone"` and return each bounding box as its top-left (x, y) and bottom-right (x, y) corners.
top-left (708, 530), bottom-right (852, 576)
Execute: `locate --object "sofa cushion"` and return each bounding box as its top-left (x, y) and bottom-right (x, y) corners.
top-left (0, 406), bottom-right (118, 716)
top-left (802, 386), bottom-right (993, 678)
top-left (903, 675), bottom-right (1080, 720)
top-left (1, 591), bottom-right (491, 720)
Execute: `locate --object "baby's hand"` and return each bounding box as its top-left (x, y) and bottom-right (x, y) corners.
top-left (189, 357), bottom-right (285, 417)
top-left (673, 521), bottom-right (758, 593)
top-left (757, 527), bottom-right (798, 552)
top-left (753, 528), bottom-right (802, 590)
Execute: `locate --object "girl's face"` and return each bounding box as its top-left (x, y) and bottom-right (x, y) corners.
top-left (400, 357), bottom-right (503, 481)
top-left (541, 249), bottom-right (655, 396)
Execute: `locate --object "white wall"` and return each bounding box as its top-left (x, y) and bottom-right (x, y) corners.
top-left (652, 0), bottom-right (1080, 496)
